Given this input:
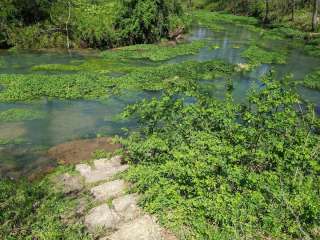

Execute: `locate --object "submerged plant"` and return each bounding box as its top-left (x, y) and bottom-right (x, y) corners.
top-left (0, 109), bottom-right (45, 122)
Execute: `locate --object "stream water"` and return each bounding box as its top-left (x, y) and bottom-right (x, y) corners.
top-left (0, 23), bottom-right (319, 178)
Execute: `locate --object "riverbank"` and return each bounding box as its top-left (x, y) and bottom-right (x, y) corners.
top-left (0, 9), bottom-right (320, 239)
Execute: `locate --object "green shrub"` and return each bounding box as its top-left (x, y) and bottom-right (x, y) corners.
top-left (121, 73), bottom-right (320, 239)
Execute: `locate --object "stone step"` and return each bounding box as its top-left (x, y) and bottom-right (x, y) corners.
top-left (84, 204), bottom-right (120, 232)
top-left (106, 215), bottom-right (163, 240)
top-left (75, 156), bottom-right (128, 183)
top-left (112, 194), bottom-right (141, 221)
top-left (91, 179), bottom-right (126, 201)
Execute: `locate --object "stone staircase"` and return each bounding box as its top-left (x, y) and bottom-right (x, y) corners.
top-left (74, 156), bottom-right (176, 240)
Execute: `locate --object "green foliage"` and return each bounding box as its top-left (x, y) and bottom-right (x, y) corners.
top-left (303, 69), bottom-right (320, 90)
top-left (121, 73), bottom-right (320, 239)
top-left (114, 0), bottom-right (185, 44)
top-left (102, 40), bottom-right (207, 61)
top-left (241, 45), bottom-right (287, 67)
top-left (0, 138), bottom-right (26, 145)
top-left (1, 0), bottom-right (187, 49)
top-left (92, 149), bottom-right (110, 159)
top-left (0, 60), bottom-right (234, 102)
top-left (0, 175), bottom-right (91, 239)
top-left (0, 109), bottom-right (45, 122)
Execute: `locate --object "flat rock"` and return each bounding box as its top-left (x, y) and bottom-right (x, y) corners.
top-left (75, 157), bottom-right (128, 184)
top-left (94, 155), bottom-right (122, 169)
top-left (76, 164), bottom-right (92, 176)
top-left (87, 165), bottom-right (129, 183)
top-left (54, 173), bottom-right (84, 194)
top-left (108, 215), bottom-right (163, 240)
top-left (84, 204), bottom-right (120, 232)
top-left (112, 194), bottom-right (140, 221)
top-left (91, 180), bottom-right (126, 201)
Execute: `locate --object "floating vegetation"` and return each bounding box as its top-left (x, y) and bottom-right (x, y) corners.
top-left (31, 64), bottom-right (80, 72)
top-left (0, 109), bottom-right (45, 122)
top-left (0, 60), bottom-right (234, 102)
top-left (303, 69), bottom-right (320, 90)
top-left (193, 10), bottom-right (259, 32)
top-left (101, 40), bottom-right (207, 61)
top-left (241, 45), bottom-right (287, 67)
top-left (31, 59), bottom-right (142, 74)
top-left (0, 138), bottom-right (26, 145)
top-left (210, 44), bottom-right (220, 50)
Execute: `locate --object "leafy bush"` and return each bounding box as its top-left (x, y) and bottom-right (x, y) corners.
top-left (121, 73), bottom-right (320, 239)
top-left (114, 0), bottom-right (185, 45)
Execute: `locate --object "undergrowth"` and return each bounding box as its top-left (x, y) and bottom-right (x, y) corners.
top-left (0, 168), bottom-right (92, 240)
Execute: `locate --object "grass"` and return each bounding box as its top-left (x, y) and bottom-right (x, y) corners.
top-left (0, 165), bottom-right (93, 240)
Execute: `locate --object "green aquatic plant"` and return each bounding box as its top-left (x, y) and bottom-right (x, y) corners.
top-left (31, 64), bottom-right (80, 72)
top-left (101, 40), bottom-right (207, 61)
top-left (241, 45), bottom-right (287, 67)
top-left (0, 60), bottom-right (234, 102)
top-left (31, 58), bottom-right (148, 74)
top-left (193, 10), bottom-right (259, 32)
top-left (0, 73), bottom-right (114, 102)
top-left (303, 69), bottom-right (320, 90)
top-left (121, 73), bottom-right (320, 239)
top-left (0, 138), bottom-right (26, 145)
top-left (0, 109), bottom-right (45, 122)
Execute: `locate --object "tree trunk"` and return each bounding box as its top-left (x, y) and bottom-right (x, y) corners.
top-left (264, 0), bottom-right (270, 24)
top-left (312, 0), bottom-right (319, 31)
top-left (291, 0), bottom-right (295, 21)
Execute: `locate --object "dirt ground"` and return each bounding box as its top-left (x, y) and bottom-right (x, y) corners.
top-left (48, 137), bottom-right (121, 164)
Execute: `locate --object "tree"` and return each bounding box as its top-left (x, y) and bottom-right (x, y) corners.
top-left (264, 0), bottom-right (270, 23)
top-left (291, 0), bottom-right (295, 21)
top-left (312, 0), bottom-right (319, 31)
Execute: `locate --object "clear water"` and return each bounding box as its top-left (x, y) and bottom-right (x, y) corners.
top-left (0, 23), bottom-right (319, 178)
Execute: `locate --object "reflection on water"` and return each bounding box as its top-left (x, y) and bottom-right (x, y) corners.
top-left (0, 22), bottom-right (320, 177)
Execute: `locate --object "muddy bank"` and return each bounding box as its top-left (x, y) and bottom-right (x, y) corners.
top-left (48, 137), bottom-right (121, 164)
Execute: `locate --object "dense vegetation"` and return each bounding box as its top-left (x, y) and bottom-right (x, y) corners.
top-left (121, 73), bottom-right (320, 239)
top-left (0, 1), bottom-right (319, 239)
top-left (0, 0), bottom-right (187, 49)
top-left (190, 0), bottom-right (320, 31)
top-left (0, 169), bottom-right (92, 239)
top-left (0, 57), bottom-right (233, 102)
